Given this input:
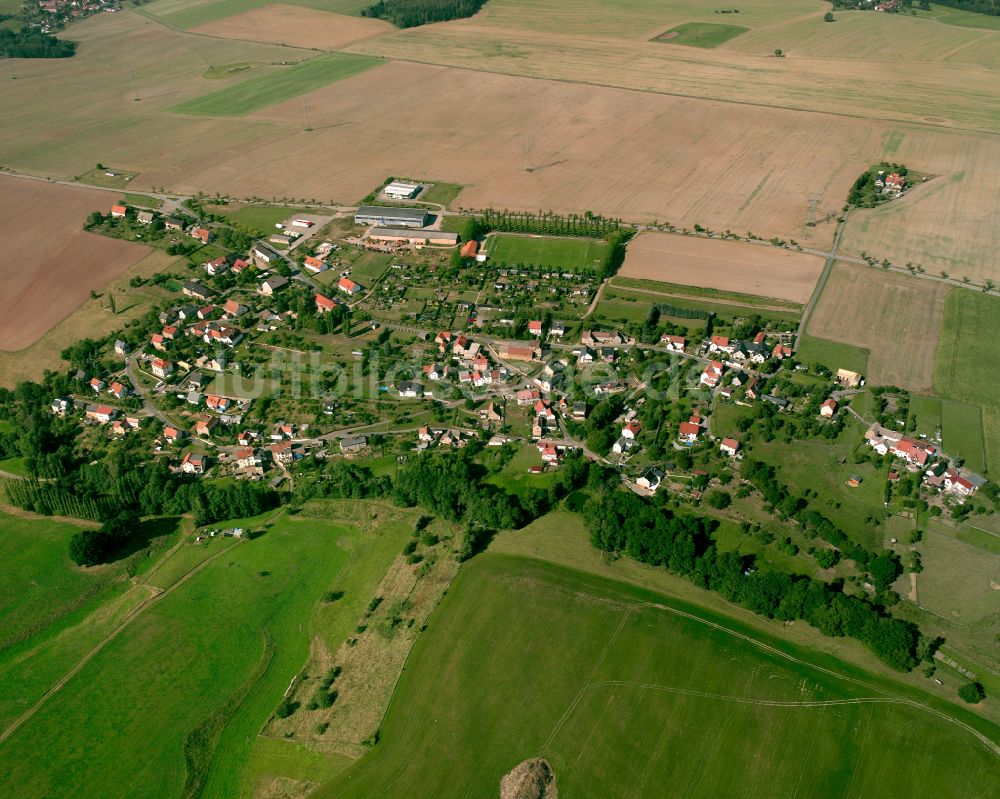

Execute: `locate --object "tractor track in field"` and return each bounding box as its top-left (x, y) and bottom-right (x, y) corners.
top-left (0, 538), bottom-right (242, 747)
top-left (538, 596), bottom-right (1000, 760)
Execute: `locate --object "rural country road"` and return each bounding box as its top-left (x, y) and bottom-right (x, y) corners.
top-left (794, 210), bottom-right (850, 351)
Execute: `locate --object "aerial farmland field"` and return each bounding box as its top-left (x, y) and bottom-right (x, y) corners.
top-left (934, 290), bottom-right (1000, 474)
top-left (316, 555), bottom-right (1000, 799)
top-left (804, 263), bottom-right (949, 392)
top-left (172, 52), bottom-right (383, 116)
top-left (654, 22), bottom-right (749, 48)
top-left (619, 232), bottom-right (824, 304)
top-left (0, 176), bottom-right (150, 352)
top-left (188, 4), bottom-right (394, 50)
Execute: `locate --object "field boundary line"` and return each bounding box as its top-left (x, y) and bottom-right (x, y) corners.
top-left (0, 539), bottom-right (242, 746)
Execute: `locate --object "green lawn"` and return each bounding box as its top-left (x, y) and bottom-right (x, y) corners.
top-left (486, 233), bottom-right (609, 272)
top-left (0, 510), bottom-right (110, 650)
top-left (216, 204), bottom-right (300, 233)
top-left (315, 553), bottom-right (999, 798)
top-left (592, 296), bottom-right (651, 325)
top-left (941, 400), bottom-right (986, 473)
top-left (654, 22), bottom-right (749, 48)
top-left (0, 456), bottom-right (28, 477)
top-left (934, 290), bottom-right (1000, 475)
top-left (0, 502), bottom-right (413, 799)
top-left (439, 214), bottom-right (469, 234)
top-left (123, 193), bottom-right (163, 209)
top-left (347, 251), bottom-right (393, 285)
top-left (172, 52), bottom-right (383, 116)
top-left (749, 420), bottom-right (887, 551)
top-left (908, 394), bottom-right (942, 439)
top-left (796, 333), bottom-right (870, 375)
top-left (419, 182), bottom-right (464, 207)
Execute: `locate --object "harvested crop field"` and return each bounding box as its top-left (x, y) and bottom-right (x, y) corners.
top-left (0, 176), bottom-right (149, 352)
top-left (839, 128), bottom-right (1000, 285)
top-left (805, 262), bottom-right (949, 392)
top-left (619, 232), bottom-right (823, 304)
top-left (217, 62), bottom-right (872, 245)
top-left (190, 5), bottom-right (394, 50)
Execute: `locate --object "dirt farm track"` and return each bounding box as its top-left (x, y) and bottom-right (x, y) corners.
top-left (0, 176), bottom-right (149, 352)
top-left (619, 232), bottom-right (825, 304)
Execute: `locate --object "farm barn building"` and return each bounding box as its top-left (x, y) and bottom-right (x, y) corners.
top-left (355, 206), bottom-right (429, 228)
top-left (383, 181), bottom-right (421, 200)
top-left (369, 228), bottom-right (458, 246)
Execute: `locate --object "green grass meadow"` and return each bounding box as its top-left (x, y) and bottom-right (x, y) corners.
top-left (172, 53), bottom-right (383, 116)
top-left (934, 290), bottom-right (1000, 475)
top-left (316, 554), bottom-right (999, 798)
top-left (215, 204), bottom-right (301, 233)
top-left (0, 510), bottom-right (109, 650)
top-left (0, 502), bottom-right (412, 798)
top-left (486, 233), bottom-right (609, 271)
top-left (655, 21), bottom-right (749, 47)
top-left (796, 333), bottom-right (870, 375)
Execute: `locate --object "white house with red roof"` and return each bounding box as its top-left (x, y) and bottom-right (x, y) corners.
top-left (720, 438), bottom-right (740, 457)
top-left (820, 399), bottom-right (838, 418)
top-left (700, 361), bottom-right (724, 388)
top-left (315, 293), bottom-right (338, 314)
top-left (204, 256), bottom-right (229, 276)
top-left (151, 358), bottom-right (173, 378)
top-left (708, 335), bottom-right (733, 354)
top-left (338, 276), bottom-right (362, 296)
top-left (303, 255), bottom-right (328, 274)
top-left (222, 300), bottom-right (247, 319)
top-left (621, 420), bottom-right (641, 440)
top-left (110, 204), bottom-right (127, 218)
top-left (180, 452), bottom-right (207, 475)
top-left (660, 334), bottom-right (685, 352)
top-left (528, 320), bottom-right (543, 336)
top-left (205, 395), bottom-right (231, 413)
top-left (678, 421), bottom-right (700, 444)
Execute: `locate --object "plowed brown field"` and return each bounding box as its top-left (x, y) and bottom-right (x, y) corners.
top-left (619, 232), bottom-right (824, 303)
top-left (0, 176), bottom-right (149, 351)
top-left (191, 5), bottom-right (394, 50)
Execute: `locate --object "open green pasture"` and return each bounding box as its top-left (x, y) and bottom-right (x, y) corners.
top-left (0, 502), bottom-right (412, 799)
top-left (934, 290), bottom-right (1000, 475)
top-left (654, 21), bottom-right (749, 48)
top-left (317, 554), bottom-right (1000, 798)
top-left (796, 333), bottom-right (870, 375)
top-left (172, 52), bottom-right (383, 116)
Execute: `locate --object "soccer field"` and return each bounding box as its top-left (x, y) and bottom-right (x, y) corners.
top-left (486, 233), bottom-right (609, 272)
top-left (317, 555), bottom-right (1000, 798)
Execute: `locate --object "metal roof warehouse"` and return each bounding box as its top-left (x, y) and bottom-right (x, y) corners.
top-left (355, 206), bottom-right (429, 228)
